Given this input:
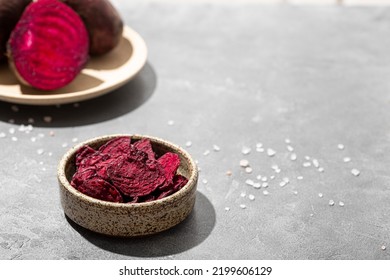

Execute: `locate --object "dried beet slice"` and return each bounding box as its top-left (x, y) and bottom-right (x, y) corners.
top-left (70, 167), bottom-right (96, 188)
top-left (171, 174), bottom-right (188, 192)
top-left (76, 177), bottom-right (123, 203)
top-left (7, 0), bottom-right (89, 90)
top-left (75, 145), bottom-right (96, 167)
top-left (98, 136), bottom-right (131, 156)
top-left (133, 138), bottom-right (155, 160)
top-left (107, 156), bottom-right (166, 197)
top-left (158, 152), bottom-right (180, 185)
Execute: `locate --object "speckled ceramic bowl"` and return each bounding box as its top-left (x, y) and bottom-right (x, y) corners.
top-left (57, 134), bottom-right (198, 237)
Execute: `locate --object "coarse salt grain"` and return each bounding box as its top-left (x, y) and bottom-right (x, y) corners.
top-left (11, 136), bottom-right (18, 141)
top-left (28, 118), bottom-right (34, 124)
top-left (253, 183), bottom-right (261, 189)
top-left (304, 156), bottom-right (311, 160)
top-left (351, 169), bottom-right (360, 176)
top-left (337, 144), bottom-right (345, 150)
top-left (185, 141), bottom-right (192, 147)
top-left (287, 145), bottom-right (294, 152)
top-left (9, 119), bottom-right (15, 124)
top-left (202, 179), bottom-right (208, 184)
top-left (262, 182), bottom-right (269, 188)
top-left (72, 137), bottom-right (78, 143)
top-left (285, 138), bottom-right (291, 144)
top-left (343, 157), bottom-right (351, 163)
top-left (318, 167), bottom-right (325, 173)
top-left (240, 159), bottom-right (250, 167)
top-left (256, 143), bottom-right (263, 148)
top-left (381, 245), bottom-right (386, 251)
top-left (225, 207), bottom-right (230, 211)
top-left (213, 144), bottom-right (220, 151)
top-left (279, 181), bottom-right (287, 187)
top-left (312, 159), bottom-right (319, 168)
top-left (248, 194), bottom-right (255, 201)
top-left (203, 150), bottom-right (210, 156)
top-left (241, 146), bottom-right (251, 155)
top-left (263, 190), bottom-right (269, 195)
top-left (292, 190), bottom-right (298, 195)
top-left (256, 175), bottom-right (262, 180)
top-left (0, 132), bottom-right (6, 138)
top-left (318, 193), bottom-right (323, 198)
top-left (261, 176), bottom-right (268, 182)
top-left (245, 179), bottom-right (254, 186)
top-left (245, 167), bottom-right (253, 174)
top-left (167, 120), bottom-right (175, 126)
top-left (297, 176), bottom-right (303, 180)
top-left (9, 128), bottom-right (15, 134)
top-left (267, 148), bottom-right (276, 157)
top-left (62, 143), bottom-right (68, 148)
top-left (270, 175), bottom-right (275, 180)
top-left (256, 147), bottom-right (264, 152)
top-left (303, 162), bottom-right (311, 167)
top-left (240, 192), bottom-right (246, 197)
top-left (240, 204), bottom-right (247, 209)
top-left (290, 153), bottom-right (297, 161)
top-left (329, 200), bottom-right (335, 206)
top-left (43, 116), bottom-right (52, 123)
top-left (339, 201), bottom-right (345, 207)
top-left (37, 149), bottom-right (44, 155)
top-left (226, 170), bottom-right (232, 176)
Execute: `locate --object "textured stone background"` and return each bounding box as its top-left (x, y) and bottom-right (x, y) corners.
top-left (1, 1), bottom-right (390, 259)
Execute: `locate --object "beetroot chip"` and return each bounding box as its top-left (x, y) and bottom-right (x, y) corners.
top-left (107, 156), bottom-right (166, 197)
top-left (171, 174), bottom-right (188, 192)
top-left (157, 152), bottom-right (181, 186)
top-left (75, 145), bottom-right (96, 167)
top-left (76, 177), bottom-right (123, 203)
top-left (71, 167), bottom-right (96, 188)
top-left (98, 136), bottom-right (131, 156)
top-left (133, 138), bottom-right (156, 160)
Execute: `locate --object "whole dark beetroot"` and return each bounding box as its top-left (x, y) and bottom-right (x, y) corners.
top-left (0, 0), bottom-right (31, 62)
top-left (60, 0), bottom-right (123, 56)
top-left (7, 0), bottom-right (89, 91)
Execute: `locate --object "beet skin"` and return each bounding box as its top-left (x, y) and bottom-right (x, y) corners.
top-left (7, 0), bottom-right (89, 91)
top-left (60, 0), bottom-right (123, 56)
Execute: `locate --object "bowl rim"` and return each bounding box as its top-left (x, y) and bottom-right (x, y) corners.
top-left (57, 134), bottom-right (198, 208)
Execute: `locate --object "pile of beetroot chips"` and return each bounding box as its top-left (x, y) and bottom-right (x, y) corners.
top-left (71, 137), bottom-right (188, 203)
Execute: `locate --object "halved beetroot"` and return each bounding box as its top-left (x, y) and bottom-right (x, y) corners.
top-left (7, 0), bottom-right (89, 90)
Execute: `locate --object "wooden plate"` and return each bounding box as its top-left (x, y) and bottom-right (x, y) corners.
top-left (0, 26), bottom-right (147, 105)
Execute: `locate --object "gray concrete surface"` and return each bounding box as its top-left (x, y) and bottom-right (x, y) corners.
top-left (1, 2), bottom-right (390, 259)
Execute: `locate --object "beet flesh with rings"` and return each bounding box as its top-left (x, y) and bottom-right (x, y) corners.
top-left (7, 0), bottom-right (89, 91)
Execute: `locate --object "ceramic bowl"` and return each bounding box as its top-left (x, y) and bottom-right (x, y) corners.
top-left (57, 134), bottom-right (198, 237)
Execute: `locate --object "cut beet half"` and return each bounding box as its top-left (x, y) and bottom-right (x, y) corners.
top-left (7, 0), bottom-right (89, 91)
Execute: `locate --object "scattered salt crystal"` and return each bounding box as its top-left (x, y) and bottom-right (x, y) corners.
top-left (241, 146), bottom-right (251, 155)
top-left (240, 159), bottom-right (249, 167)
top-left (256, 143), bottom-right (263, 148)
top-left (203, 150), bottom-right (210, 156)
top-left (198, 167), bottom-right (202, 172)
top-left (312, 159), bottom-right (319, 168)
top-left (287, 145), bottom-right (294, 152)
top-left (9, 128), bottom-right (15, 134)
top-left (297, 176), bottom-right (303, 180)
top-left (41, 167), bottom-right (46, 171)
top-left (270, 175), bottom-right (275, 180)
top-left (62, 143), bottom-right (68, 148)
top-left (283, 177), bottom-right (290, 183)
top-left (225, 207), bottom-right (230, 211)
top-left (0, 132), bottom-right (6, 138)
top-left (274, 168), bottom-right (281, 174)
top-left (8, 119), bottom-right (15, 124)
top-left (343, 157), bottom-right (351, 163)
top-left (267, 148), bottom-right (276, 157)
top-left (39, 161), bottom-right (44, 165)
top-left (292, 190), bottom-right (298, 195)
top-left (351, 169), bottom-right (360, 176)
top-left (72, 137), bottom-right (78, 143)
top-left (11, 105), bottom-right (19, 112)
top-left (213, 144), bottom-right (220, 151)
top-left (303, 162), bottom-right (311, 167)
top-left (310, 213), bottom-right (314, 217)
top-left (38, 133), bottom-right (45, 138)
top-left (226, 170), bottom-right (232, 176)
top-left (185, 141), bottom-right (192, 147)
top-left (245, 179), bottom-right (254, 186)
top-left (240, 192), bottom-right (246, 197)
top-left (318, 193), bottom-right (323, 198)
top-left (329, 200), bottom-right (335, 206)
top-left (167, 120), bottom-right (175, 126)
top-left (290, 153), bottom-right (297, 161)
top-left (262, 182), bottom-right (269, 188)
top-left (240, 204), bottom-right (246, 209)
top-left (30, 137), bottom-right (36, 142)
top-left (253, 183), bottom-right (261, 189)
top-left (202, 179), bottom-right (208, 184)
top-left (48, 152), bottom-right (53, 157)
top-left (43, 116), bottom-right (52, 123)
top-left (28, 118), bottom-right (34, 124)
top-left (256, 147), bottom-right (264, 152)
top-left (245, 167), bottom-right (253, 174)
top-left (304, 156), bottom-right (311, 160)
top-left (279, 181), bottom-right (287, 187)
top-left (285, 138), bottom-right (291, 144)
top-left (256, 175), bottom-right (262, 180)
top-left (263, 190), bottom-right (269, 195)
top-left (318, 167), bottom-right (325, 173)
top-left (11, 136), bottom-right (17, 141)
top-left (261, 176), bottom-right (268, 182)
top-left (49, 131), bottom-right (55, 137)
top-left (271, 164), bottom-right (279, 170)
top-left (339, 201), bottom-right (345, 207)
top-left (248, 194), bottom-right (255, 201)
top-left (37, 148), bottom-right (44, 155)
top-left (337, 144), bottom-right (345, 150)
top-left (381, 245), bottom-right (386, 251)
